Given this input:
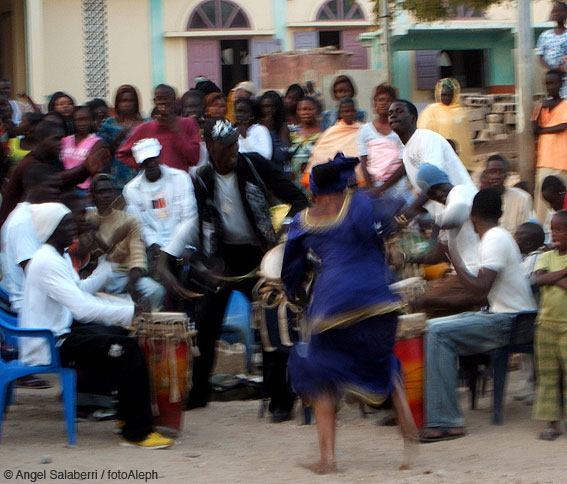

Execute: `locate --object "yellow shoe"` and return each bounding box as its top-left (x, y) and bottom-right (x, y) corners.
top-left (120, 432), bottom-right (173, 449)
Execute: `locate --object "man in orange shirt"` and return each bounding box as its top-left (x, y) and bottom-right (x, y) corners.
top-left (533, 69), bottom-right (567, 224)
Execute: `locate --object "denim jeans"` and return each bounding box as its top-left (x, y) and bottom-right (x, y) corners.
top-left (425, 311), bottom-right (513, 428)
top-left (104, 272), bottom-right (166, 311)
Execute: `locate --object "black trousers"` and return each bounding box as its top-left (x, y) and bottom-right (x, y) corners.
top-left (263, 349), bottom-right (296, 414)
top-left (58, 322), bottom-right (153, 442)
top-left (188, 243), bottom-right (263, 407)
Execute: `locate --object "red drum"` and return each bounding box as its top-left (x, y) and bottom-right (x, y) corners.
top-left (132, 313), bottom-right (197, 436)
top-left (394, 313), bottom-right (427, 429)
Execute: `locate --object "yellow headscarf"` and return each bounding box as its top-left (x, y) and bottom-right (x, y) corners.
top-left (434, 78), bottom-right (461, 106)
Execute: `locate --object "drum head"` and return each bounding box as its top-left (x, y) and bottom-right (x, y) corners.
top-left (260, 243), bottom-right (285, 280)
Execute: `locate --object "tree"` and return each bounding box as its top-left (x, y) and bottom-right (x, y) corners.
top-left (373, 0), bottom-right (510, 23)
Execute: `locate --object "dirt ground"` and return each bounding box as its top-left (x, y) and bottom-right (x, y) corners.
top-left (1, 371), bottom-right (565, 484)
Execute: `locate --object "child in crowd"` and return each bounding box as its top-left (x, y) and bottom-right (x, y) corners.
top-left (514, 222), bottom-right (546, 404)
top-left (515, 222), bottom-right (546, 283)
top-left (533, 211), bottom-right (567, 440)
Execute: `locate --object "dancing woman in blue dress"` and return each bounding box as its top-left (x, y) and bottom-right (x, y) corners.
top-left (282, 154), bottom-right (418, 474)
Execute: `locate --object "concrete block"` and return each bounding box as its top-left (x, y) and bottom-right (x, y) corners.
top-left (486, 123), bottom-right (505, 135)
top-left (465, 97), bottom-right (490, 107)
top-left (477, 129), bottom-right (492, 141)
top-left (467, 107), bottom-right (487, 121)
top-left (486, 114), bottom-right (504, 124)
top-left (494, 94), bottom-right (516, 103)
top-left (469, 119), bottom-right (486, 132)
top-left (492, 102), bottom-right (516, 113)
top-left (504, 112), bottom-right (516, 124)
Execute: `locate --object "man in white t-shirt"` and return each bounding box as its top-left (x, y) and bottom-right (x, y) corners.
top-left (419, 189), bottom-right (537, 442)
top-left (123, 138), bottom-right (198, 264)
top-left (379, 99), bottom-right (474, 219)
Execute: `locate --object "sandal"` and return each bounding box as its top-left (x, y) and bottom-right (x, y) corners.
top-left (539, 428), bottom-right (563, 441)
top-left (419, 427), bottom-right (467, 443)
top-left (16, 375), bottom-right (52, 389)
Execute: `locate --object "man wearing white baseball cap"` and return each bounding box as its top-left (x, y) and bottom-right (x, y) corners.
top-left (19, 202), bottom-right (173, 448)
top-left (123, 138), bottom-right (198, 266)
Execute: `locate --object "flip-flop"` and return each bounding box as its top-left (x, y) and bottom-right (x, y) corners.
top-left (419, 428), bottom-right (467, 443)
top-left (15, 375), bottom-right (52, 389)
top-left (539, 428), bottom-right (563, 441)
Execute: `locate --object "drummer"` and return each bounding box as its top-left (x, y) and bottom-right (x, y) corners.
top-left (19, 202), bottom-right (173, 449)
top-left (410, 164), bottom-right (484, 316)
top-left (159, 119), bottom-right (309, 411)
top-left (420, 189), bottom-right (537, 442)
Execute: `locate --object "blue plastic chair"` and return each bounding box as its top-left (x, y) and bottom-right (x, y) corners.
top-left (221, 291), bottom-right (253, 367)
top-left (0, 313), bottom-right (76, 445)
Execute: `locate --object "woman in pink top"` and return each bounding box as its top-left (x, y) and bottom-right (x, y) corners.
top-left (61, 105), bottom-right (104, 191)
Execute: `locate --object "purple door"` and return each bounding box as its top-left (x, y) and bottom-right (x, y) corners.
top-left (250, 38), bottom-right (282, 90)
top-left (415, 51), bottom-right (441, 90)
top-left (187, 39), bottom-right (221, 88)
top-left (340, 29), bottom-right (368, 69)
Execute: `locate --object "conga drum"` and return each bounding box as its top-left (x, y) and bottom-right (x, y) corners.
top-left (389, 277), bottom-right (429, 314)
top-left (131, 312), bottom-right (197, 436)
top-left (394, 312), bottom-right (427, 428)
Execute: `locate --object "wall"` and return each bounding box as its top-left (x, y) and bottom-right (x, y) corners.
top-left (42, 0), bottom-right (84, 105)
top-left (259, 51), bottom-right (350, 92)
top-left (106, 0), bottom-right (153, 113)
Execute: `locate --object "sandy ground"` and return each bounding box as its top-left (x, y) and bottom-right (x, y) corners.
top-left (1, 370), bottom-right (565, 484)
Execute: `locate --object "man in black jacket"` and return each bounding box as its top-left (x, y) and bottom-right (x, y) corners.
top-left (159, 119), bottom-right (309, 411)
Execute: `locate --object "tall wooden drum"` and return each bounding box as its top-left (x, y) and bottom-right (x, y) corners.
top-left (132, 312), bottom-right (197, 436)
top-left (394, 312), bottom-right (427, 428)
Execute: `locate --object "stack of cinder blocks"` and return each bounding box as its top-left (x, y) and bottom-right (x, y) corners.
top-left (461, 93), bottom-right (517, 141)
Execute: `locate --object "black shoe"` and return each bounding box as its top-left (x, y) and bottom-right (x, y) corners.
top-left (271, 409), bottom-right (292, 423)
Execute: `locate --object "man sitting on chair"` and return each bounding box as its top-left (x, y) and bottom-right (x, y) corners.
top-left (419, 189), bottom-right (537, 442)
top-left (19, 202), bottom-right (172, 449)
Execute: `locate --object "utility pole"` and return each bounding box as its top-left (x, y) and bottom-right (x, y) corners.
top-left (380, 0), bottom-right (392, 83)
top-left (516, 0), bottom-right (535, 189)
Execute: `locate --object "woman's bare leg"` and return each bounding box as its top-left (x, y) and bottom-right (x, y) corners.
top-left (391, 377), bottom-right (419, 470)
top-left (302, 393), bottom-right (337, 474)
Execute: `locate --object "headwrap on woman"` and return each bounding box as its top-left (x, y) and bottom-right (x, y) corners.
top-left (309, 152), bottom-right (360, 195)
top-left (417, 77), bottom-right (475, 170)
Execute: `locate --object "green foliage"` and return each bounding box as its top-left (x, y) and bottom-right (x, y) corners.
top-left (373, 0), bottom-right (511, 23)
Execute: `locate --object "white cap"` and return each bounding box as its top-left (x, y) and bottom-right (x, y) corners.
top-left (29, 203), bottom-right (72, 244)
top-left (132, 138), bottom-right (162, 164)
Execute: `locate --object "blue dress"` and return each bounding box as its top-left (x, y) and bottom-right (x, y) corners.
top-left (283, 189), bottom-right (402, 404)
top-left (97, 117), bottom-right (139, 189)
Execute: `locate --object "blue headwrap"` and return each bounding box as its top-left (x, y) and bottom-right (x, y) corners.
top-left (416, 163), bottom-right (450, 193)
top-left (309, 152), bottom-right (360, 195)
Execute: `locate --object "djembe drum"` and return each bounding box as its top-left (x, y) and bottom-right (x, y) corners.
top-left (394, 312), bottom-right (427, 428)
top-left (252, 244), bottom-right (309, 422)
top-left (389, 276), bottom-right (429, 314)
top-left (131, 312), bottom-right (197, 436)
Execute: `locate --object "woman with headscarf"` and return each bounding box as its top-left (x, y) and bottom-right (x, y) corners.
top-left (282, 154), bottom-right (417, 474)
top-left (97, 85), bottom-right (144, 188)
top-left (417, 78), bottom-right (475, 170)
